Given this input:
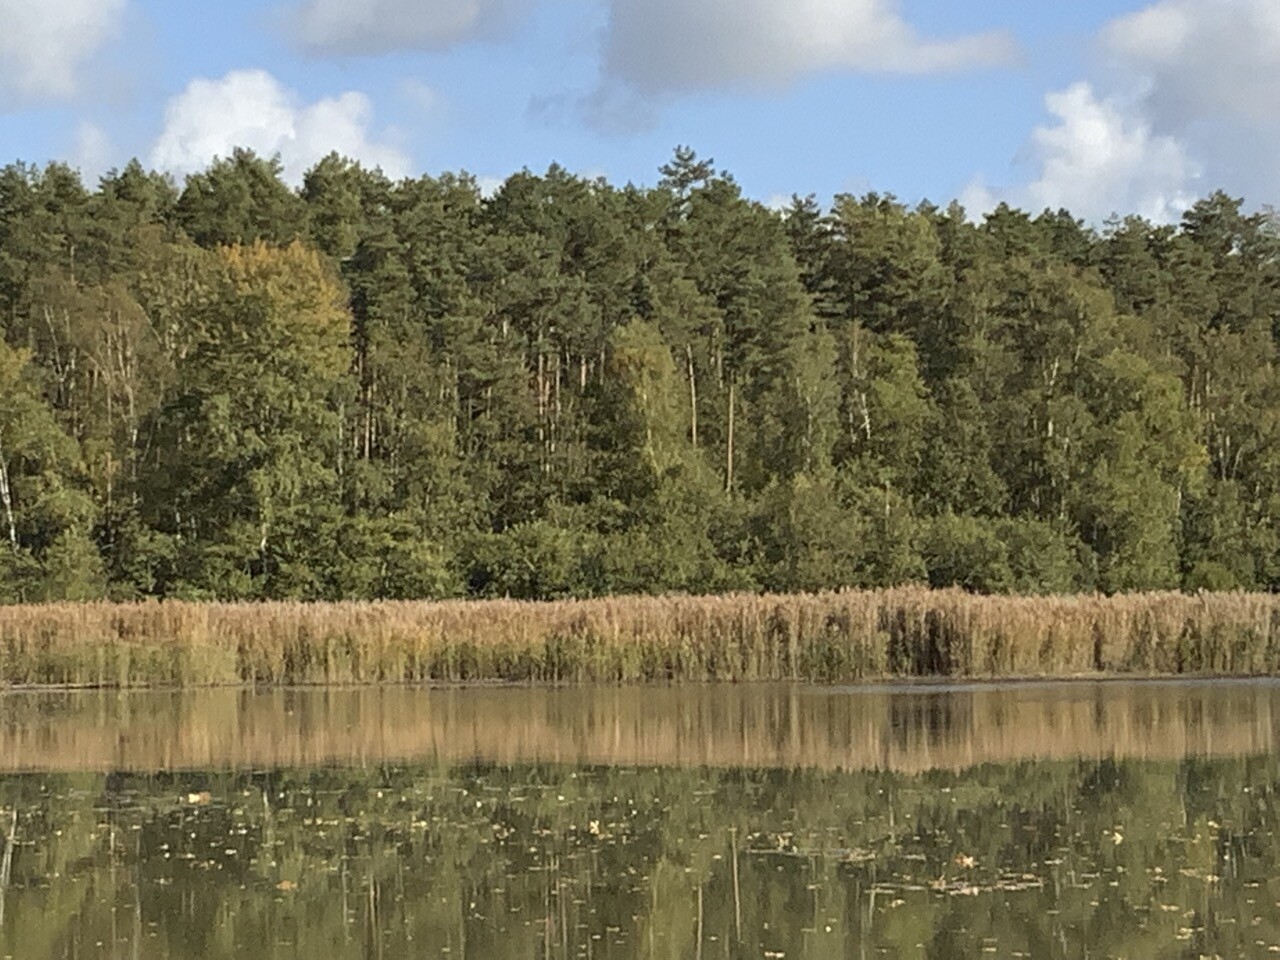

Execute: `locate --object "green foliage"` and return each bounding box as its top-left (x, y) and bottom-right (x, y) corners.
top-left (174, 150), bottom-right (306, 247)
top-left (465, 520), bottom-right (591, 600)
top-left (0, 338), bottom-right (100, 601)
top-left (0, 147), bottom-right (1276, 601)
top-left (38, 529), bottom-right (106, 601)
top-left (921, 513), bottom-right (1013, 593)
top-left (751, 473), bottom-right (867, 592)
top-left (918, 377), bottom-right (1006, 515)
top-left (998, 518), bottom-right (1087, 594)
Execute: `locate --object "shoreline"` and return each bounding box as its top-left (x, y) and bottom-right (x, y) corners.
top-left (3, 671), bottom-right (1280, 694)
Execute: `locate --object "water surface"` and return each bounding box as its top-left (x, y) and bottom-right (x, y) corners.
top-left (2, 681), bottom-right (1280, 958)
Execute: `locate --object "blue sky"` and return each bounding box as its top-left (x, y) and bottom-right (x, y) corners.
top-left (1, 0), bottom-right (1277, 222)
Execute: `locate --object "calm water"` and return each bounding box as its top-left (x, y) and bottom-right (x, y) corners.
top-left (2, 681), bottom-right (1280, 958)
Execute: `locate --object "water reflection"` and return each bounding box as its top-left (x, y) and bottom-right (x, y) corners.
top-left (2, 682), bottom-right (1280, 958)
top-left (0, 680), bottom-right (1276, 772)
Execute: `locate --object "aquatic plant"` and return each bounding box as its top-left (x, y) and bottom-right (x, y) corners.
top-left (0, 588), bottom-right (1278, 687)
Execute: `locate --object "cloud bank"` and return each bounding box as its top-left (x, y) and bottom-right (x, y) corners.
top-left (581, 0), bottom-right (1016, 131)
top-left (964, 83), bottom-right (1198, 224)
top-left (290, 0), bottom-right (525, 55)
top-left (0, 0), bottom-right (126, 107)
top-left (150, 70), bottom-right (411, 184)
top-left (971, 0), bottom-right (1280, 222)
top-left (599, 0), bottom-right (1017, 96)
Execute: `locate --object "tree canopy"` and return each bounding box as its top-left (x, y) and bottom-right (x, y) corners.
top-left (1, 148), bottom-right (1278, 600)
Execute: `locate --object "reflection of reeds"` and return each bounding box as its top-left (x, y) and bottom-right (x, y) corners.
top-left (1, 589), bottom-right (1279, 686)
top-left (0, 808), bottom-right (14, 928)
top-left (0, 683), bottom-right (1275, 773)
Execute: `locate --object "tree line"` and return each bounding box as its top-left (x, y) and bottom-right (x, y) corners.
top-left (1, 146), bottom-right (1277, 602)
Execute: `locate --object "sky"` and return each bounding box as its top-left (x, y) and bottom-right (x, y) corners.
top-left (0, 0), bottom-right (1277, 223)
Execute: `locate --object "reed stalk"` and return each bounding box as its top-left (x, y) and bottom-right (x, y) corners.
top-left (0, 588), bottom-right (1277, 687)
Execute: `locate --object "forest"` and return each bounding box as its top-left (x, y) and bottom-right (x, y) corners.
top-left (0, 146), bottom-right (1277, 603)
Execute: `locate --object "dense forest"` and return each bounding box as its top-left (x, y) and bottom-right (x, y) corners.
top-left (0, 147), bottom-right (1277, 603)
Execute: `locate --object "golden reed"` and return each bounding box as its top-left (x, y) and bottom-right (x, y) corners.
top-left (1, 588), bottom-right (1278, 687)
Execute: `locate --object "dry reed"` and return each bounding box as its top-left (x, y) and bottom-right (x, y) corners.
top-left (1, 587), bottom-right (1278, 687)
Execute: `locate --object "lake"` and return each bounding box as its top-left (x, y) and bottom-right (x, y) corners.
top-left (1, 680), bottom-right (1279, 958)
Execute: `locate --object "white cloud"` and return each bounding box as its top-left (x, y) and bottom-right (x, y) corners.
top-left (150, 70), bottom-right (411, 185)
top-left (598, 0), bottom-right (1016, 98)
top-left (1104, 0), bottom-right (1280, 198)
top-left (290, 0), bottom-right (524, 55)
top-left (1104, 0), bottom-right (1280, 130)
top-left (0, 0), bottom-right (126, 106)
top-left (972, 0), bottom-right (1280, 222)
top-left (965, 83), bottom-right (1198, 224)
top-left (72, 121), bottom-right (115, 184)
top-left (475, 175), bottom-right (505, 198)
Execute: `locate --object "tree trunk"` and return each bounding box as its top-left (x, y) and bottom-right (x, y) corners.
top-left (0, 432), bottom-right (16, 552)
top-left (337, 401), bottom-right (345, 480)
top-left (552, 350), bottom-right (561, 460)
top-left (536, 348), bottom-right (548, 474)
top-left (363, 372), bottom-right (373, 461)
top-left (725, 381), bottom-right (736, 494)
top-left (686, 345), bottom-right (698, 448)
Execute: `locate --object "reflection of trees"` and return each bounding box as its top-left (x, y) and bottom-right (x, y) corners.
top-left (1, 757), bottom-right (1280, 958)
top-left (886, 691), bottom-right (972, 753)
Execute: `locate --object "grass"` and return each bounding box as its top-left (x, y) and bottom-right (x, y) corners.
top-left (1, 587), bottom-right (1279, 688)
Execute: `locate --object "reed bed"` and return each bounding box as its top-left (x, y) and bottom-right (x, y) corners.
top-left (1, 588), bottom-right (1278, 687)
